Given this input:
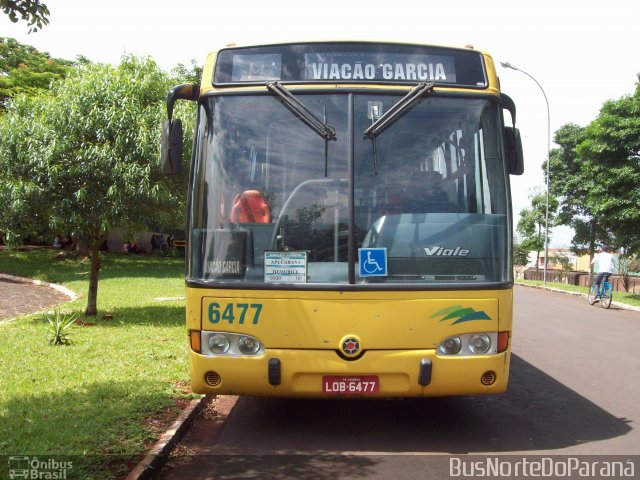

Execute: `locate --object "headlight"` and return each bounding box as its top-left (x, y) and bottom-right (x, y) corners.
top-left (438, 336), bottom-right (462, 355)
top-left (201, 331), bottom-right (264, 356)
top-left (438, 332), bottom-right (498, 356)
top-left (208, 333), bottom-right (230, 354)
top-left (238, 335), bottom-right (261, 354)
top-left (469, 333), bottom-right (491, 354)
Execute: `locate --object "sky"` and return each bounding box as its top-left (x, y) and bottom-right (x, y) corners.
top-left (2, 0), bottom-right (639, 247)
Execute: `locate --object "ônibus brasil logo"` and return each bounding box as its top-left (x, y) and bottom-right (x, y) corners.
top-left (430, 305), bottom-right (491, 325)
top-left (8, 456), bottom-right (73, 479)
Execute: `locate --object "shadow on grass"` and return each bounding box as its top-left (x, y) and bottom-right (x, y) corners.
top-left (17, 304), bottom-right (186, 330)
top-left (97, 254), bottom-right (186, 281)
top-left (0, 379), bottom-right (179, 479)
top-left (95, 304), bottom-right (185, 328)
top-left (0, 250), bottom-right (186, 285)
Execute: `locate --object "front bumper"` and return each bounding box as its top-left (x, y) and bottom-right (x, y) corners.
top-left (189, 348), bottom-right (510, 397)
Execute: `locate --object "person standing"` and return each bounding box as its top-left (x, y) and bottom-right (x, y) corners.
top-left (151, 234), bottom-right (162, 255)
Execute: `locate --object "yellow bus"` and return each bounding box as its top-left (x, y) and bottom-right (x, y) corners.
top-left (161, 42), bottom-right (524, 397)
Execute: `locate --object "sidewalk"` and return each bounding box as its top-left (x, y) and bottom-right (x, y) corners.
top-left (0, 275), bottom-right (76, 322)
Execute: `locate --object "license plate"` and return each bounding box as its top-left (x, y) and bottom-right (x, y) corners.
top-left (322, 375), bottom-right (379, 395)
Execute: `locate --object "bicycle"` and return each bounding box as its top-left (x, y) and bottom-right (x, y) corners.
top-left (587, 273), bottom-right (613, 309)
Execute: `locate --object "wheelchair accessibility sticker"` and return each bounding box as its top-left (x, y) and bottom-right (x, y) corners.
top-left (358, 248), bottom-right (388, 277)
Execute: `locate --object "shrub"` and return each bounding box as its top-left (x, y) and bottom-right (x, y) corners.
top-left (45, 308), bottom-right (78, 345)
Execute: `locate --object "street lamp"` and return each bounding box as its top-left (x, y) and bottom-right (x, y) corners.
top-left (500, 61), bottom-right (551, 284)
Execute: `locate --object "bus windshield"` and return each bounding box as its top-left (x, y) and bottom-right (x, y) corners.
top-left (188, 91), bottom-right (509, 286)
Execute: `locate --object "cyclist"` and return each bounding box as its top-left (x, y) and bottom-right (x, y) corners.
top-left (591, 247), bottom-right (616, 293)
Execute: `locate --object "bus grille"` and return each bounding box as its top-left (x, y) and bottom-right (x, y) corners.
top-left (481, 371), bottom-right (496, 385)
top-left (205, 371), bottom-right (222, 387)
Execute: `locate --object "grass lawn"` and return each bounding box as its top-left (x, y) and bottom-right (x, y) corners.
top-left (516, 279), bottom-right (640, 307)
top-left (0, 249), bottom-right (193, 479)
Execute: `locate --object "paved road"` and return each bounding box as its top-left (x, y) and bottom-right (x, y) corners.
top-left (0, 278), bottom-right (71, 322)
top-left (160, 286), bottom-right (640, 479)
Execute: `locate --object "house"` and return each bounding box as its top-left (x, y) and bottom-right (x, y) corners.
top-left (526, 247), bottom-right (579, 271)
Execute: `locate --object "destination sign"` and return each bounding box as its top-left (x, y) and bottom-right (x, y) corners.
top-left (232, 53), bottom-right (282, 82)
top-left (214, 42), bottom-right (487, 88)
top-left (304, 53), bottom-right (455, 83)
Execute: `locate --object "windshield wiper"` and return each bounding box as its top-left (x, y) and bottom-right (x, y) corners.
top-left (363, 82), bottom-right (435, 174)
top-left (267, 81), bottom-right (337, 176)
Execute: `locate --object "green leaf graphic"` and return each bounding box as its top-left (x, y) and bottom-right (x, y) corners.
top-left (452, 311), bottom-right (492, 324)
top-left (441, 307), bottom-right (475, 321)
top-left (430, 305), bottom-right (462, 319)
top-left (431, 305), bottom-right (492, 324)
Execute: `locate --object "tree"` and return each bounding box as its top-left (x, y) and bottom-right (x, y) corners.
top-left (0, 55), bottom-right (193, 315)
top-left (516, 188), bottom-right (558, 273)
top-left (513, 243), bottom-right (530, 267)
top-left (547, 123), bottom-right (607, 267)
top-left (551, 252), bottom-right (573, 274)
top-left (616, 254), bottom-right (634, 293)
top-left (577, 81), bottom-right (640, 254)
top-left (1, 0), bottom-right (49, 32)
top-left (0, 37), bottom-right (73, 111)
top-left (172, 60), bottom-right (202, 85)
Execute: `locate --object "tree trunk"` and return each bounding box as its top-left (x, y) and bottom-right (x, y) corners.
top-left (588, 219), bottom-right (597, 277)
top-left (85, 234), bottom-right (106, 316)
top-left (75, 234), bottom-right (90, 257)
top-left (535, 223), bottom-right (541, 276)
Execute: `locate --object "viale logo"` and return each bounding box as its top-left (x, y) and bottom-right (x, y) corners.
top-left (424, 246), bottom-right (470, 257)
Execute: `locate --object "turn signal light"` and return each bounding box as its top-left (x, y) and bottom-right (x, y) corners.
top-left (497, 331), bottom-right (509, 353)
top-left (190, 330), bottom-right (201, 353)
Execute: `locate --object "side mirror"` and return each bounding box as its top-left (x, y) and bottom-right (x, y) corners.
top-left (505, 126), bottom-right (524, 175)
top-left (161, 83), bottom-right (198, 176)
top-left (161, 119), bottom-right (183, 175)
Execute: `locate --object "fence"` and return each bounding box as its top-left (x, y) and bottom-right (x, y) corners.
top-left (521, 269), bottom-right (640, 294)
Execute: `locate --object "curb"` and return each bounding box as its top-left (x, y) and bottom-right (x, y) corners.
top-left (516, 282), bottom-right (640, 312)
top-left (0, 273), bottom-right (78, 300)
top-left (125, 395), bottom-right (208, 480)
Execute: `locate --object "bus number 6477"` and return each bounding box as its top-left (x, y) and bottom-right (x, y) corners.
top-left (208, 302), bottom-right (263, 325)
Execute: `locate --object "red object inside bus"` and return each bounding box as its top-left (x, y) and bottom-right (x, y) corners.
top-left (230, 190), bottom-right (271, 223)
